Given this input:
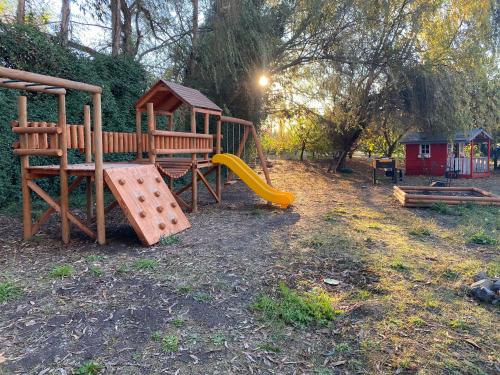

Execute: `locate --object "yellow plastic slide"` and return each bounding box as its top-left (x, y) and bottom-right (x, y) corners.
top-left (212, 153), bottom-right (295, 208)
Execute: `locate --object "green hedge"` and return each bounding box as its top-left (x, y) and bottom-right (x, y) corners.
top-left (0, 23), bottom-right (148, 208)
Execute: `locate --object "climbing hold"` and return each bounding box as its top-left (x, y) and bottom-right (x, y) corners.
top-left (155, 177), bottom-right (162, 183)
top-left (118, 179), bottom-right (126, 185)
top-left (154, 191), bottom-right (161, 197)
top-left (138, 195), bottom-right (146, 202)
top-left (157, 206), bottom-right (164, 213)
top-left (159, 222), bottom-right (166, 230)
top-left (139, 211), bottom-right (147, 218)
top-left (170, 202), bottom-right (177, 208)
top-left (171, 217), bottom-right (178, 224)
top-left (137, 177), bottom-right (144, 184)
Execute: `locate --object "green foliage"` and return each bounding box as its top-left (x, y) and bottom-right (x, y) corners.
top-left (133, 259), bottom-right (157, 270)
top-left (50, 265), bottom-right (74, 278)
top-left (159, 235), bottom-right (181, 246)
top-left (0, 282), bottom-right (22, 303)
top-left (162, 335), bottom-right (179, 352)
top-left (0, 24), bottom-right (147, 209)
top-left (74, 361), bottom-right (103, 375)
top-left (251, 282), bottom-right (342, 327)
top-left (468, 230), bottom-right (498, 245)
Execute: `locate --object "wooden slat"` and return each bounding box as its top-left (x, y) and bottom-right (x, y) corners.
top-left (154, 148), bottom-right (213, 155)
top-left (14, 149), bottom-right (62, 157)
top-left (152, 130), bottom-right (213, 139)
top-left (12, 126), bottom-right (62, 134)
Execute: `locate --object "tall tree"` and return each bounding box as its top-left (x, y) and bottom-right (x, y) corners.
top-left (110, 0), bottom-right (121, 56)
top-left (60, 0), bottom-right (71, 45)
top-left (16, 0), bottom-right (25, 24)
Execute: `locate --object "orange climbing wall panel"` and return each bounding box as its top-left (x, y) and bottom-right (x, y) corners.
top-left (104, 164), bottom-right (190, 245)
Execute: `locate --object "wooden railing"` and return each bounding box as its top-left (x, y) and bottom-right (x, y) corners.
top-left (151, 130), bottom-right (214, 155)
top-left (12, 121), bottom-right (146, 155)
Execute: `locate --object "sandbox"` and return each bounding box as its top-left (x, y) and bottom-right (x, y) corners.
top-left (393, 186), bottom-right (500, 207)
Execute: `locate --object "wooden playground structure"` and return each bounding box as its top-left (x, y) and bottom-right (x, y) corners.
top-left (1, 67), bottom-right (277, 246)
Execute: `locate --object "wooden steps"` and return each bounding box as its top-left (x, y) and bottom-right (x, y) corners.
top-left (104, 164), bottom-right (190, 245)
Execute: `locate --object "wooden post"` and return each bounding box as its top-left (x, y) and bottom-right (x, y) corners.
top-left (84, 105), bottom-right (93, 222)
top-left (191, 108), bottom-right (197, 212)
top-left (487, 139), bottom-right (491, 176)
top-left (470, 141), bottom-right (474, 178)
top-left (216, 117), bottom-right (222, 203)
top-left (250, 124), bottom-right (272, 185)
top-left (136, 109), bottom-right (142, 159)
top-left (93, 93), bottom-right (105, 245)
top-left (58, 94), bottom-right (70, 244)
top-left (168, 114), bottom-right (174, 131)
top-left (147, 103), bottom-right (156, 164)
top-left (204, 113), bottom-right (209, 160)
top-left (18, 96), bottom-right (32, 240)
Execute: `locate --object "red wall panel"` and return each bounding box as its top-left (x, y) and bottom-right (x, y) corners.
top-left (404, 143), bottom-right (448, 176)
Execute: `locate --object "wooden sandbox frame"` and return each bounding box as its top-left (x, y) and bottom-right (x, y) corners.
top-left (394, 186), bottom-right (500, 207)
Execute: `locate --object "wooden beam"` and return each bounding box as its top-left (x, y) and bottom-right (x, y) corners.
top-left (147, 102), bottom-right (156, 164)
top-left (220, 116), bottom-right (253, 127)
top-left (250, 124), bottom-right (271, 185)
top-left (197, 169), bottom-right (220, 203)
top-left (58, 94), bottom-right (70, 244)
top-left (0, 67), bottom-right (101, 93)
top-left (12, 127), bottom-right (62, 134)
top-left (0, 79), bottom-right (66, 95)
top-left (32, 176), bottom-right (85, 235)
top-left (27, 181), bottom-right (96, 239)
top-left (93, 93), bottom-right (106, 245)
top-left (136, 109), bottom-right (143, 159)
top-left (215, 118), bottom-right (222, 203)
top-left (13, 149), bottom-right (62, 157)
top-left (18, 96), bottom-right (32, 240)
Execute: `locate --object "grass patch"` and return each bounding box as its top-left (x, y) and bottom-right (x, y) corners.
top-left (116, 264), bottom-right (130, 274)
top-left (441, 268), bottom-right (460, 281)
top-left (408, 315), bottom-right (426, 327)
top-left (177, 285), bottom-right (194, 294)
top-left (448, 319), bottom-right (470, 331)
top-left (159, 235), bottom-right (181, 246)
top-left (90, 266), bottom-right (104, 277)
top-left (74, 361), bottom-right (103, 375)
top-left (133, 259), bottom-right (157, 270)
top-left (352, 289), bottom-right (372, 301)
top-left (172, 317), bottom-right (184, 327)
top-left (258, 342), bottom-right (281, 353)
top-left (193, 291), bottom-right (212, 302)
top-left (468, 230), bottom-right (497, 245)
top-left (0, 282), bottom-right (22, 303)
top-left (390, 260), bottom-right (410, 272)
top-left (151, 331), bottom-right (162, 342)
top-left (251, 282), bottom-right (342, 327)
top-left (50, 265), bottom-right (74, 278)
top-left (210, 332), bottom-right (226, 346)
top-left (409, 225), bottom-right (432, 237)
top-left (431, 202), bottom-right (453, 215)
top-left (162, 335), bottom-right (179, 352)
top-left (335, 343), bottom-right (351, 353)
top-left (85, 255), bottom-right (104, 262)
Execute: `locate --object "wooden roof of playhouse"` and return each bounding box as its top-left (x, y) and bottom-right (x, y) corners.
top-left (135, 80), bottom-right (222, 114)
top-left (400, 128), bottom-right (493, 144)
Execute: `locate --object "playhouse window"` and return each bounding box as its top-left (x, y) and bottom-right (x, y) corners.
top-left (419, 144), bottom-right (431, 158)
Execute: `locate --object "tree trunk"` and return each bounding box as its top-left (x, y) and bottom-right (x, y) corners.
top-left (186, 0), bottom-right (199, 78)
top-left (300, 141), bottom-right (306, 161)
top-left (16, 0), bottom-right (25, 24)
top-left (121, 0), bottom-right (134, 56)
top-left (111, 0), bottom-right (121, 56)
top-left (60, 0), bottom-right (71, 45)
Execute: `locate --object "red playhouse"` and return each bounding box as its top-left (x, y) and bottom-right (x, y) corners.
top-left (400, 128), bottom-right (493, 178)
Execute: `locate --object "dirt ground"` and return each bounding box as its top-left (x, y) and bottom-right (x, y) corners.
top-left (0, 158), bottom-right (499, 374)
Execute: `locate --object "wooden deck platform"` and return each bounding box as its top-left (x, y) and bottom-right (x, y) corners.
top-left (28, 158), bottom-right (213, 177)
